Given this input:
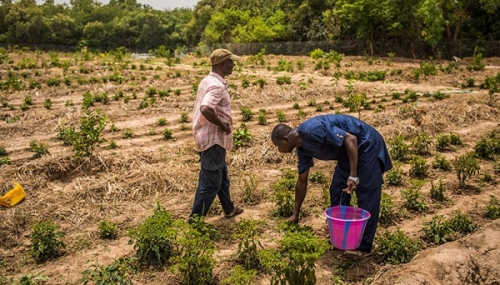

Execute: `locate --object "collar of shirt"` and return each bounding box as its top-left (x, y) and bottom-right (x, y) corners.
top-left (209, 72), bottom-right (227, 86)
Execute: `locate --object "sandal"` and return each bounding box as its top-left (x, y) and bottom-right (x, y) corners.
top-left (343, 250), bottom-right (373, 257)
top-left (225, 206), bottom-right (244, 218)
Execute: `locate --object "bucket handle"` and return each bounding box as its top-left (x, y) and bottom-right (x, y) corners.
top-left (339, 191), bottom-right (358, 220)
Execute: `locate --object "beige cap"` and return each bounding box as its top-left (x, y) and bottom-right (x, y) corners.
top-left (210, 49), bottom-right (241, 65)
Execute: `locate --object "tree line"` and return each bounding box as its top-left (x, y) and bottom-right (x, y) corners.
top-left (0, 0), bottom-right (499, 57)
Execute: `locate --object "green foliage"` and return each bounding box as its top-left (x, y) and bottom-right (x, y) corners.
top-left (98, 220), bottom-right (118, 240)
top-left (409, 156), bottom-right (429, 179)
top-left (436, 134), bottom-right (451, 151)
top-left (276, 76), bottom-right (291, 85)
top-left (127, 203), bottom-right (177, 266)
top-left (173, 219), bottom-right (216, 285)
top-left (242, 173), bottom-right (259, 204)
top-left (6, 273), bottom-right (49, 285)
top-left (308, 171), bottom-right (328, 184)
top-left (474, 138), bottom-right (495, 159)
top-left (421, 215), bottom-right (453, 245)
top-left (401, 180), bottom-right (427, 212)
top-left (454, 152), bottom-right (480, 187)
top-left (449, 133), bottom-right (463, 145)
top-left (240, 106), bottom-right (253, 122)
top-left (389, 136), bottom-right (410, 161)
top-left (257, 109), bottom-right (267, 125)
top-left (384, 163), bottom-right (404, 186)
top-left (411, 133), bottom-right (432, 155)
top-left (0, 146), bottom-right (7, 156)
top-left (43, 98), bottom-right (52, 110)
top-left (80, 258), bottom-right (137, 285)
top-left (29, 141), bottom-right (50, 159)
top-left (233, 123), bottom-right (252, 148)
top-left (71, 109), bottom-right (108, 161)
top-left (180, 112), bottom-right (189, 123)
top-left (484, 195), bottom-right (500, 219)
top-left (448, 211), bottom-right (476, 234)
top-left (276, 110), bottom-right (287, 122)
top-left (271, 168), bottom-right (297, 217)
top-left (30, 220), bottom-right (65, 262)
top-left (231, 218), bottom-right (264, 270)
top-left (221, 265), bottom-right (257, 285)
top-left (158, 117), bottom-right (167, 126)
top-left (432, 154), bottom-right (451, 171)
top-left (259, 226), bottom-right (329, 285)
top-left (466, 53), bottom-right (485, 71)
top-left (375, 228), bottom-right (420, 264)
top-left (379, 192), bottom-right (397, 226)
top-left (430, 180), bottom-right (446, 202)
top-left (123, 128), bottom-right (134, 139)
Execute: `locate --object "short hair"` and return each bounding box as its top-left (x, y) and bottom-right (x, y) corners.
top-left (271, 124), bottom-right (293, 142)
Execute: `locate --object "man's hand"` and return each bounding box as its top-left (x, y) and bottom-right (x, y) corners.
top-left (222, 122), bottom-right (231, 135)
top-left (343, 179), bottom-right (358, 194)
top-left (288, 214), bottom-right (299, 224)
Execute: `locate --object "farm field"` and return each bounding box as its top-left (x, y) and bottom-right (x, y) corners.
top-left (1, 48), bottom-right (500, 285)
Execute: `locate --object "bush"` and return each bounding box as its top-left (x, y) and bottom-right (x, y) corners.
top-left (389, 136), bottom-right (410, 161)
top-left (271, 169), bottom-right (297, 217)
top-left (432, 154), bottom-right (452, 171)
top-left (384, 163), bottom-right (404, 186)
top-left (454, 152), bottom-right (480, 187)
top-left (231, 218), bottom-right (264, 270)
top-left (401, 180), bottom-right (427, 212)
top-left (421, 215), bottom-right (453, 245)
top-left (375, 228), bottom-right (420, 264)
top-left (379, 192), bottom-right (397, 226)
top-left (30, 220), bottom-right (66, 262)
top-left (409, 156), bottom-right (429, 179)
top-left (430, 180), bottom-right (446, 202)
top-left (221, 266), bottom-right (257, 285)
top-left (448, 211), bottom-right (476, 234)
top-left (127, 204), bottom-right (177, 266)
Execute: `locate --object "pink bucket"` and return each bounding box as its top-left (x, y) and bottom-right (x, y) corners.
top-left (324, 206), bottom-right (371, 250)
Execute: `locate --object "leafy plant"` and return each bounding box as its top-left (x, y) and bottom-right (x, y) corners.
top-left (449, 132), bottom-right (462, 145)
top-left (29, 140), bottom-right (50, 159)
top-left (259, 226), bottom-right (329, 285)
top-left (384, 163), bottom-right (404, 186)
top-left (80, 257), bottom-right (137, 285)
top-left (411, 133), bottom-right (432, 155)
top-left (241, 173), bottom-right (259, 204)
top-left (163, 128), bottom-right (173, 140)
top-left (30, 220), bottom-right (66, 262)
top-left (448, 211), bottom-right (476, 234)
top-left (308, 171), bottom-right (328, 184)
top-left (375, 228), bottom-right (420, 264)
top-left (240, 106), bottom-right (253, 122)
top-left (276, 110), bottom-right (286, 122)
top-left (231, 218), bottom-right (264, 270)
top-left (421, 215), bottom-right (453, 245)
top-left (257, 109), bottom-right (267, 125)
top-left (454, 152), bottom-right (480, 188)
top-left (123, 128), bottom-right (134, 139)
top-left (233, 124), bottom-right (252, 148)
top-left (389, 136), bottom-right (410, 161)
top-left (221, 265), bottom-right (257, 285)
top-left (484, 195), bottom-right (500, 219)
top-left (432, 154), bottom-right (452, 171)
top-left (409, 156), bottom-right (429, 179)
top-left (430, 180), bottom-right (446, 202)
top-left (180, 112), bottom-right (189, 123)
top-left (72, 109), bottom-right (108, 161)
top-left (98, 220), bottom-right (118, 240)
top-left (7, 273), bottom-right (49, 285)
top-left (127, 203), bottom-right (177, 266)
top-left (401, 180), bottom-right (427, 212)
top-left (379, 192), bottom-right (397, 226)
top-left (270, 169), bottom-right (297, 217)
top-left (474, 138), bottom-right (494, 159)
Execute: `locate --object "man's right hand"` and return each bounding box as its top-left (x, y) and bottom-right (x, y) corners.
top-left (288, 214), bottom-right (299, 224)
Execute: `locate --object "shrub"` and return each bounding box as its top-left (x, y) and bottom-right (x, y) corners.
top-left (233, 124), bottom-right (252, 148)
top-left (384, 163), bottom-right (404, 186)
top-left (454, 152), bottom-right (480, 187)
top-left (401, 180), bottom-right (427, 212)
top-left (484, 195), bottom-right (500, 219)
top-left (474, 138), bottom-right (494, 159)
top-left (240, 106), bottom-right (253, 122)
top-left (128, 203), bottom-right (177, 266)
top-left (30, 220), bottom-right (66, 262)
top-left (421, 215), bottom-right (453, 245)
top-left (448, 211), bottom-right (476, 234)
top-left (375, 228), bottom-right (420, 264)
top-left (449, 132), bottom-right (462, 145)
top-left (379, 192), bottom-right (397, 226)
top-left (231, 218), bottom-right (264, 270)
top-left (72, 109), bottom-right (107, 161)
top-left (411, 133), bottom-right (432, 155)
top-left (430, 180), bottom-right (446, 202)
top-left (259, 226), bottom-right (329, 285)
top-left (276, 76), bottom-right (291, 85)
top-left (389, 136), bottom-right (410, 161)
top-left (271, 169), bottom-right (297, 217)
top-left (409, 156), bottom-right (429, 179)
top-left (308, 171), bottom-right (328, 184)
top-left (158, 117), bottom-right (167, 126)
top-left (432, 154), bottom-right (452, 171)
top-left (163, 128), bottom-right (173, 140)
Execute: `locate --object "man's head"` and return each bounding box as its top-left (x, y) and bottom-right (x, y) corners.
top-left (210, 49), bottom-right (240, 77)
top-left (271, 124), bottom-right (297, 153)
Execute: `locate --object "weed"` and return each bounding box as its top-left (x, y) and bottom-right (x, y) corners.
top-left (98, 220), bottom-right (118, 239)
top-left (375, 228), bottom-right (420, 264)
top-left (30, 220), bottom-right (65, 262)
top-left (128, 203), bottom-right (177, 266)
top-left (454, 152), bottom-right (480, 188)
top-left (123, 128), bottom-right (134, 139)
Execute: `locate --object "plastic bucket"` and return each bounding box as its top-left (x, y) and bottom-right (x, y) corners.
top-left (324, 206), bottom-right (371, 250)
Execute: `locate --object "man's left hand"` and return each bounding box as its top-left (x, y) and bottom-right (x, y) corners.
top-left (343, 180), bottom-right (357, 194)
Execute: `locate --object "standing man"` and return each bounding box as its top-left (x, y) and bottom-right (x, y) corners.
top-left (271, 114), bottom-right (392, 254)
top-left (189, 49), bottom-right (244, 223)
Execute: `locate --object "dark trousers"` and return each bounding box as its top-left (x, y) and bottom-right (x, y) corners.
top-left (329, 166), bottom-right (382, 253)
top-left (189, 145), bottom-right (234, 223)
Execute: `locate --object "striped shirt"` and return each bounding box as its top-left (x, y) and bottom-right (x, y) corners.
top-left (192, 72), bottom-right (233, 152)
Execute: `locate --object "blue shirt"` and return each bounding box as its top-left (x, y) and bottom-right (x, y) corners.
top-left (296, 114), bottom-right (392, 186)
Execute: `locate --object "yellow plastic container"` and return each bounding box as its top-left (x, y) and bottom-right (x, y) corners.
top-left (0, 182), bottom-right (26, 207)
